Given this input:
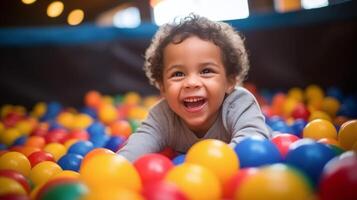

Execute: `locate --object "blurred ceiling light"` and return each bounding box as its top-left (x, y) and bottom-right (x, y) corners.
top-left (47, 1), bottom-right (64, 18)
top-left (22, 0), bottom-right (36, 5)
top-left (301, 0), bottom-right (329, 9)
top-left (152, 0), bottom-right (249, 25)
top-left (113, 7), bottom-right (141, 28)
top-left (67, 9), bottom-right (84, 26)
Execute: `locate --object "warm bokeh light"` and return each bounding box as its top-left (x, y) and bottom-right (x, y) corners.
top-left (47, 1), bottom-right (64, 18)
top-left (22, 0), bottom-right (36, 4)
top-left (67, 9), bottom-right (85, 26)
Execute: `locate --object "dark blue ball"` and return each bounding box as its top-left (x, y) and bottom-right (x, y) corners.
top-left (290, 119), bottom-right (307, 137)
top-left (68, 140), bottom-right (94, 156)
top-left (234, 136), bottom-right (282, 168)
top-left (58, 153), bottom-right (83, 171)
top-left (105, 136), bottom-right (125, 152)
top-left (172, 154), bottom-right (186, 165)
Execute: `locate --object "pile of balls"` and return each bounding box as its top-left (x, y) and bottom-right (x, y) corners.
top-left (0, 84), bottom-right (356, 200)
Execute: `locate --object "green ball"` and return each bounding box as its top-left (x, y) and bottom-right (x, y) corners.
top-left (41, 182), bottom-right (88, 200)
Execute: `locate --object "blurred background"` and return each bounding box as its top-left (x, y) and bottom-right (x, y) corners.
top-left (0, 0), bottom-right (356, 107)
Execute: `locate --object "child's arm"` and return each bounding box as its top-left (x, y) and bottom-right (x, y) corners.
top-left (117, 101), bottom-right (169, 162)
top-left (223, 87), bottom-right (271, 148)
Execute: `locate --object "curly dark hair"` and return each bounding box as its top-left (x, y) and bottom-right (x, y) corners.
top-left (144, 14), bottom-right (249, 89)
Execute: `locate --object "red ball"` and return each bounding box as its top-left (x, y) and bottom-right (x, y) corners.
top-left (44, 128), bottom-right (68, 144)
top-left (271, 134), bottom-right (300, 158)
top-left (222, 167), bottom-right (258, 199)
top-left (0, 169), bottom-right (31, 193)
top-left (67, 130), bottom-right (89, 141)
top-left (134, 153), bottom-right (174, 186)
top-left (159, 147), bottom-right (177, 159)
top-left (28, 150), bottom-right (55, 167)
top-left (319, 151), bottom-right (357, 200)
top-left (142, 180), bottom-right (188, 200)
top-left (0, 194), bottom-right (29, 200)
top-left (291, 103), bottom-right (310, 121)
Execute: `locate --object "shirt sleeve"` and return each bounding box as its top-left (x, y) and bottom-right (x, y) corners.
top-left (117, 101), bottom-right (168, 162)
top-left (223, 87), bottom-right (271, 148)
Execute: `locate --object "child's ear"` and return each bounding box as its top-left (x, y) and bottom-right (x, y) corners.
top-left (226, 76), bottom-right (237, 94)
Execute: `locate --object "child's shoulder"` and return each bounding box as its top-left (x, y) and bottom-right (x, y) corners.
top-left (149, 98), bottom-right (174, 116)
top-left (227, 86), bottom-right (256, 102)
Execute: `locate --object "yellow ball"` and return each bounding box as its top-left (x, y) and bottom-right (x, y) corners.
top-left (338, 120), bottom-right (357, 150)
top-left (165, 163), bottom-right (221, 200)
top-left (186, 139), bottom-right (239, 184)
top-left (237, 164), bottom-right (314, 200)
top-left (57, 112), bottom-right (75, 129)
top-left (72, 113), bottom-right (93, 129)
top-left (29, 161), bottom-right (62, 186)
top-left (303, 119), bottom-right (337, 140)
top-left (123, 92), bottom-right (141, 105)
top-left (98, 104), bottom-right (118, 124)
top-left (0, 128), bottom-right (22, 146)
top-left (309, 110), bottom-right (332, 122)
top-left (305, 84), bottom-right (324, 101)
top-left (321, 97), bottom-right (340, 117)
top-left (128, 106), bottom-right (148, 121)
top-left (50, 170), bottom-right (80, 180)
top-left (287, 87), bottom-right (304, 102)
top-left (0, 177), bottom-right (27, 196)
top-left (282, 97), bottom-right (299, 118)
top-left (44, 143), bottom-right (67, 161)
top-left (15, 120), bottom-right (34, 136)
top-left (0, 151), bottom-right (31, 177)
top-left (79, 154), bottom-right (141, 192)
top-left (31, 102), bottom-right (47, 118)
top-left (82, 186), bottom-right (144, 200)
top-left (1, 104), bottom-right (13, 118)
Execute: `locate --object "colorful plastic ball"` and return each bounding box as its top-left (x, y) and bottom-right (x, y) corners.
top-left (321, 97), bottom-right (340, 117)
top-left (159, 147), bottom-right (177, 159)
top-left (84, 90), bottom-right (102, 109)
top-left (236, 164), bottom-right (314, 200)
top-left (142, 180), bottom-right (188, 200)
top-left (282, 97), bottom-right (299, 118)
top-left (0, 194), bottom-right (29, 200)
top-left (0, 152), bottom-right (31, 177)
top-left (269, 120), bottom-right (293, 133)
top-left (29, 161), bottom-right (62, 186)
top-left (287, 87), bottom-right (304, 102)
top-left (28, 151), bottom-right (55, 167)
top-left (9, 146), bottom-right (40, 157)
top-left (0, 177), bottom-right (27, 196)
top-left (0, 169), bottom-right (31, 193)
top-left (72, 114), bottom-right (93, 130)
top-left (66, 130), bottom-right (89, 141)
top-left (222, 167), bottom-right (258, 199)
top-left (25, 136), bottom-right (45, 149)
top-left (80, 107), bottom-right (97, 119)
top-left (104, 135), bottom-right (125, 152)
top-left (318, 138), bottom-right (341, 148)
top-left (110, 120), bottom-right (132, 138)
top-left (309, 110), bottom-right (332, 122)
top-left (40, 181), bottom-right (88, 200)
top-left (86, 121), bottom-right (106, 138)
top-left (326, 86), bottom-right (344, 102)
top-left (82, 186), bottom-right (144, 200)
top-left (319, 151), bottom-right (357, 200)
top-left (338, 120), bottom-right (357, 150)
top-left (291, 103), bottom-right (310, 121)
top-left (12, 136), bottom-right (27, 147)
top-left (98, 104), bottom-right (118, 125)
top-left (58, 153), bottom-right (83, 172)
top-left (56, 112), bottom-right (75, 129)
top-left (31, 102), bottom-right (47, 118)
top-left (172, 154), bottom-right (185, 165)
top-left (266, 115), bottom-right (284, 127)
top-left (286, 140), bottom-right (336, 184)
top-left (89, 134), bottom-right (109, 148)
top-left (50, 170), bottom-right (80, 180)
top-left (134, 153), bottom-right (174, 186)
top-left (234, 136), bottom-right (282, 168)
top-left (43, 143), bottom-right (66, 161)
top-left (67, 141), bottom-right (94, 156)
top-left (81, 148), bottom-right (114, 166)
top-left (165, 163), bottom-right (221, 200)
top-left (41, 102), bottom-right (62, 121)
top-left (79, 153), bottom-right (141, 192)
top-left (1, 128), bottom-right (22, 146)
top-left (185, 139), bottom-right (239, 184)
top-left (44, 128), bottom-right (68, 144)
top-left (271, 133), bottom-right (300, 158)
top-left (303, 119), bottom-right (337, 140)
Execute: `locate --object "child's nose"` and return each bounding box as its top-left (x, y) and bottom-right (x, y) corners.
top-left (183, 74), bottom-right (202, 88)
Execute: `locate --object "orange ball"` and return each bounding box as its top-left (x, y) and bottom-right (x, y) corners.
top-left (185, 139), bottom-right (239, 184)
top-left (110, 120), bottom-right (132, 138)
top-left (25, 136), bottom-right (46, 149)
top-left (165, 163), bottom-right (221, 200)
top-left (98, 104), bottom-right (118, 124)
top-left (338, 120), bottom-right (357, 150)
top-left (84, 90), bottom-right (102, 109)
top-left (303, 119), bottom-right (337, 140)
top-left (81, 148), bottom-right (115, 166)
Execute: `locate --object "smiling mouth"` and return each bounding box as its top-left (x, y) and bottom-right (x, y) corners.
top-left (183, 97), bottom-right (207, 112)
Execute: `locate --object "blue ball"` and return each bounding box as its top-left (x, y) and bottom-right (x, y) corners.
top-left (87, 121), bottom-right (106, 138)
top-left (80, 107), bottom-right (97, 119)
top-left (105, 136), bottom-right (125, 152)
top-left (326, 86), bottom-right (344, 102)
top-left (90, 134), bottom-right (110, 148)
top-left (172, 154), bottom-right (186, 165)
top-left (68, 140), bottom-right (94, 156)
top-left (270, 120), bottom-right (293, 133)
top-left (58, 153), bottom-right (83, 171)
top-left (285, 140), bottom-right (336, 185)
top-left (41, 101), bottom-right (62, 121)
top-left (12, 135), bottom-right (27, 146)
top-left (290, 119), bottom-right (307, 137)
top-left (266, 115), bottom-right (284, 127)
top-left (0, 144), bottom-right (6, 150)
top-left (234, 136), bottom-right (282, 168)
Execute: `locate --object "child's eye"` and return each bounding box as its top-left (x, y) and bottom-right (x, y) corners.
top-left (172, 71), bottom-right (184, 77)
top-left (201, 68), bottom-right (213, 74)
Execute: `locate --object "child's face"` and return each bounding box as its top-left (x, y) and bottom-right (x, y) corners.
top-left (160, 36), bottom-right (236, 135)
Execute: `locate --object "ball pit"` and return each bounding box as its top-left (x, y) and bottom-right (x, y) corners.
top-left (0, 86), bottom-right (356, 199)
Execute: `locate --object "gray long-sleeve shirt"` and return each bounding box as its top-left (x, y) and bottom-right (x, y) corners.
top-left (117, 86), bottom-right (270, 162)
